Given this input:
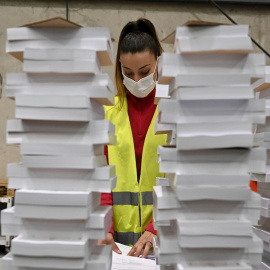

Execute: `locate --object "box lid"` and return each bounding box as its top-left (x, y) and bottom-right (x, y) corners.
top-left (9, 17), bottom-right (81, 61)
top-left (8, 17), bottom-right (114, 66)
top-left (161, 20), bottom-right (229, 44)
top-left (22, 17), bottom-right (81, 28)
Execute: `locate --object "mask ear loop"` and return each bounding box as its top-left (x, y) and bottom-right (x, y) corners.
top-left (155, 56), bottom-right (160, 82)
top-left (120, 61), bottom-right (124, 77)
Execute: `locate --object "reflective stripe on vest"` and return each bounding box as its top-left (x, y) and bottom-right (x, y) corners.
top-left (141, 191), bottom-right (153, 205)
top-left (105, 97), bottom-right (167, 246)
top-left (114, 231), bottom-right (140, 246)
top-left (113, 191), bottom-right (153, 205)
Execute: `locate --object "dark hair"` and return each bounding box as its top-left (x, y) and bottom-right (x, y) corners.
top-left (115, 18), bottom-right (163, 109)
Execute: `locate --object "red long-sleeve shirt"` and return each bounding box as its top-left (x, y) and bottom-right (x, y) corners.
top-left (102, 89), bottom-right (158, 237)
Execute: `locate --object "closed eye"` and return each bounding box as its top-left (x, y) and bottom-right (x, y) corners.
top-left (141, 70), bottom-right (150, 75)
top-left (124, 72), bottom-right (133, 76)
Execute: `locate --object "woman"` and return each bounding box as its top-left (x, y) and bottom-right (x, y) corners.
top-left (98, 18), bottom-right (167, 258)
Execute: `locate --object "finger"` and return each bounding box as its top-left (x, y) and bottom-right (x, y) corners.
top-left (127, 246), bottom-right (136, 256)
top-left (134, 244), bottom-right (144, 257)
top-left (97, 239), bottom-right (105, 246)
top-left (112, 242), bottom-right (122, 254)
top-left (142, 242), bottom-right (151, 258)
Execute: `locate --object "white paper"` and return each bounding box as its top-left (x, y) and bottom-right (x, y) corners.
top-left (112, 242), bottom-right (157, 270)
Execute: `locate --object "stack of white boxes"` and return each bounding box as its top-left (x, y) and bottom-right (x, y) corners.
top-left (251, 66), bottom-right (270, 270)
top-left (1, 17), bottom-right (116, 270)
top-left (154, 23), bottom-right (267, 270)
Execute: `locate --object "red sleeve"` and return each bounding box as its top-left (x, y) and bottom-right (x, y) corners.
top-left (101, 192), bottom-right (114, 236)
top-left (104, 145), bottom-right (109, 164)
top-left (101, 145), bottom-right (114, 236)
top-left (249, 180), bottom-right (257, 192)
top-left (145, 218), bottom-right (157, 235)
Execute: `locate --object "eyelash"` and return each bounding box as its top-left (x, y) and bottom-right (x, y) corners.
top-left (125, 70), bottom-right (150, 76)
top-left (141, 70), bottom-right (150, 75)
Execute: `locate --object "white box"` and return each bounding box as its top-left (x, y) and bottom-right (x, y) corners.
top-left (21, 155), bottom-right (107, 169)
top-left (158, 99), bottom-right (266, 125)
top-left (158, 52), bottom-right (265, 84)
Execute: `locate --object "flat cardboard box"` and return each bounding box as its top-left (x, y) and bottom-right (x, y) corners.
top-left (158, 98), bottom-right (266, 125)
top-left (23, 59), bottom-right (101, 74)
top-left (168, 73), bottom-right (251, 89)
top-left (258, 87), bottom-right (270, 99)
top-left (153, 192), bottom-right (261, 223)
top-left (87, 245), bottom-right (112, 270)
top-left (6, 73), bottom-right (115, 106)
top-left (23, 47), bottom-right (101, 74)
top-left (20, 142), bottom-right (104, 156)
top-left (86, 205), bottom-right (112, 229)
top-left (7, 118), bottom-right (114, 135)
top-left (158, 52), bottom-right (265, 85)
top-left (177, 219), bottom-right (252, 236)
top-left (17, 217), bottom-right (85, 239)
top-left (172, 185), bottom-right (251, 201)
top-left (175, 263), bottom-right (253, 270)
top-left (15, 204), bottom-right (93, 220)
top-left (262, 197), bottom-right (270, 209)
top-left (176, 121), bottom-right (253, 150)
top-left (15, 189), bottom-right (99, 206)
top-left (174, 24), bottom-right (249, 39)
top-left (154, 235), bottom-right (261, 268)
top-left (177, 234), bottom-right (253, 248)
top-left (6, 73), bottom-right (115, 94)
top-left (162, 20), bottom-right (252, 54)
top-left (87, 227), bottom-right (110, 240)
top-left (153, 185), bottom-right (180, 209)
top-left (12, 236), bottom-right (93, 258)
top-left (253, 226), bottom-right (270, 243)
top-left (257, 118), bottom-right (270, 134)
top-left (170, 85), bottom-right (254, 101)
top-left (7, 120), bottom-right (116, 146)
top-left (7, 17), bottom-right (113, 66)
top-left (173, 173), bottom-right (250, 187)
top-left (259, 216), bottom-right (270, 230)
top-left (12, 254), bottom-right (87, 269)
top-left (8, 175), bottom-right (116, 193)
top-left (1, 207), bottom-right (21, 236)
top-left (161, 20), bottom-right (228, 44)
top-left (158, 146), bottom-right (266, 175)
top-left (254, 66), bottom-right (270, 92)
top-left (15, 107), bottom-right (104, 122)
top-left (7, 163), bottom-right (115, 180)
top-left (154, 83), bottom-right (170, 104)
top-left (15, 94), bottom-right (92, 108)
top-left (261, 207), bottom-right (270, 218)
top-left (21, 155), bottom-right (107, 169)
top-left (157, 221), bottom-right (181, 254)
top-left (23, 47), bottom-right (98, 60)
top-left (175, 36), bottom-right (253, 54)
top-left (2, 251), bottom-right (112, 270)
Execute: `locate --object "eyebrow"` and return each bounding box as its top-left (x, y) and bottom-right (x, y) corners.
top-left (122, 64), bottom-right (151, 70)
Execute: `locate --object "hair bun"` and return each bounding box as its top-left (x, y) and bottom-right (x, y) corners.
top-left (121, 18), bottom-right (156, 40)
top-left (136, 18), bottom-right (156, 36)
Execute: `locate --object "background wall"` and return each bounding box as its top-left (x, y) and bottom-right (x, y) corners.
top-left (0, 0), bottom-right (270, 180)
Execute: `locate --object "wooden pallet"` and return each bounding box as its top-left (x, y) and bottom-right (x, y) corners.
top-left (0, 182), bottom-right (15, 197)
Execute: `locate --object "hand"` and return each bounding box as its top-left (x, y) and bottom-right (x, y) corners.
top-left (97, 233), bottom-right (122, 254)
top-left (127, 231), bottom-right (155, 258)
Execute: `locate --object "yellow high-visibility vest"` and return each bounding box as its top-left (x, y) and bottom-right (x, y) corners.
top-left (105, 97), bottom-right (167, 245)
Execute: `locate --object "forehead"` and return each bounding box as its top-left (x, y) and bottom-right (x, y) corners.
top-left (120, 51), bottom-right (156, 70)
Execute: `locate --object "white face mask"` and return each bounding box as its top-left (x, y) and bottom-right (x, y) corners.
top-left (121, 60), bottom-right (158, 98)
